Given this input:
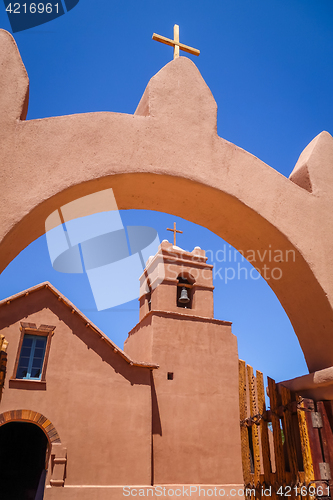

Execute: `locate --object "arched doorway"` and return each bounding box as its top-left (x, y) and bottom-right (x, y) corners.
top-left (0, 422), bottom-right (48, 500)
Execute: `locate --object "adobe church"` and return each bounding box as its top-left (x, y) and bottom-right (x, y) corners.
top-left (0, 240), bottom-right (243, 499)
top-left (2, 20), bottom-right (333, 500)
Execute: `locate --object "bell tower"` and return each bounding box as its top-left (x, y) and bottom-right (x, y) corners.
top-left (138, 239), bottom-right (214, 321)
top-left (124, 238), bottom-right (243, 490)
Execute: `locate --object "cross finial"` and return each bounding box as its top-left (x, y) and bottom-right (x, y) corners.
top-left (167, 222), bottom-right (183, 246)
top-left (152, 24), bottom-right (200, 60)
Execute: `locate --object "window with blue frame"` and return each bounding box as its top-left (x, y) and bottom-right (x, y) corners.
top-left (16, 335), bottom-right (47, 380)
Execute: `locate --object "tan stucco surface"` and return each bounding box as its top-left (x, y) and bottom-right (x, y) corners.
top-left (0, 269), bottom-right (244, 496)
top-left (126, 313), bottom-right (241, 485)
top-left (1, 28), bottom-right (333, 374)
top-left (124, 244), bottom-right (243, 487)
top-left (0, 287), bottom-right (153, 487)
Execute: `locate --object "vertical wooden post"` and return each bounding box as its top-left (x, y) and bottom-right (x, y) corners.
top-left (302, 398), bottom-right (323, 481)
top-left (257, 370), bottom-right (271, 483)
top-left (280, 385), bottom-right (298, 481)
top-left (317, 401), bottom-right (333, 467)
top-left (267, 377), bottom-right (285, 487)
top-left (248, 365), bottom-right (261, 487)
top-left (0, 335), bottom-right (8, 404)
top-left (317, 401), bottom-right (333, 494)
top-left (239, 360), bottom-right (252, 486)
top-left (296, 396), bottom-right (315, 484)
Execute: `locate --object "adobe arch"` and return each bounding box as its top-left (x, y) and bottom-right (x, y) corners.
top-left (0, 409), bottom-right (66, 488)
top-left (0, 409), bottom-right (61, 444)
top-left (1, 29), bottom-right (333, 374)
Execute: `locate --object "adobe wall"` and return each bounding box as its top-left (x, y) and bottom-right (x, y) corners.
top-left (1, 28), bottom-right (333, 376)
top-left (0, 289), bottom-right (152, 489)
top-left (125, 312), bottom-right (243, 487)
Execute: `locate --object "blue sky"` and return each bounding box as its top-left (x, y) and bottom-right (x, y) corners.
top-left (1, 0), bottom-right (333, 383)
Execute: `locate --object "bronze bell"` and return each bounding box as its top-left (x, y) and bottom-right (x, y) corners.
top-left (179, 287), bottom-right (190, 304)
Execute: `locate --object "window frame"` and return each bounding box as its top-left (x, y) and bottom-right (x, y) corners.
top-left (16, 334), bottom-right (47, 380)
top-left (12, 324), bottom-right (54, 383)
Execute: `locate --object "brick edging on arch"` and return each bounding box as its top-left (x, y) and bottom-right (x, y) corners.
top-left (0, 410), bottom-right (61, 443)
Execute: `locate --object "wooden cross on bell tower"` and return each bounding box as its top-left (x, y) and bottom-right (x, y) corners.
top-left (153, 24), bottom-right (200, 60)
top-left (167, 222), bottom-right (183, 246)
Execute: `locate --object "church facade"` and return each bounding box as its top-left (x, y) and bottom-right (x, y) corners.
top-left (0, 240), bottom-right (244, 499)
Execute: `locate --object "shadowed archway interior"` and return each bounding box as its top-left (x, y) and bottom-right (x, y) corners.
top-left (0, 422), bottom-right (48, 500)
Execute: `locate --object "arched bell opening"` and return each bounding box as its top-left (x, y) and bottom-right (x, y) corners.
top-left (0, 421), bottom-right (49, 500)
top-left (177, 273), bottom-right (195, 309)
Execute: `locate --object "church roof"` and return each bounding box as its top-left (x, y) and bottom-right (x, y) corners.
top-left (0, 282), bottom-right (159, 370)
